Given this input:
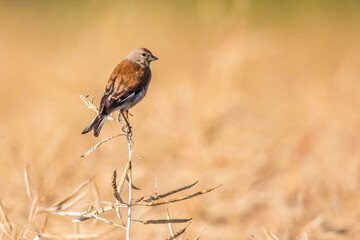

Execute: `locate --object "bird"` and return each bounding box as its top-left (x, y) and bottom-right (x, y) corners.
top-left (82, 47), bottom-right (158, 137)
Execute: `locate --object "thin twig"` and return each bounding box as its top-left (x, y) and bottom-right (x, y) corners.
top-left (125, 174), bottom-right (140, 190)
top-left (28, 196), bottom-right (39, 222)
top-left (125, 129), bottom-right (133, 240)
top-left (166, 222), bottom-right (191, 240)
top-left (115, 161), bottom-right (130, 226)
top-left (140, 218), bottom-right (192, 224)
top-left (0, 222), bottom-right (10, 237)
top-left (52, 178), bottom-right (94, 209)
top-left (37, 233), bottom-right (100, 239)
top-left (166, 208), bottom-right (174, 236)
top-left (52, 209), bottom-right (91, 217)
top-left (117, 161), bottom-right (130, 195)
top-left (41, 191), bottom-right (88, 214)
top-left (24, 165), bottom-right (33, 201)
top-left (142, 181), bottom-right (199, 202)
top-left (73, 213), bottom-right (126, 229)
top-left (23, 195), bottom-right (40, 240)
top-left (89, 214), bottom-right (125, 228)
top-left (81, 134), bottom-right (126, 158)
top-left (40, 215), bottom-right (48, 233)
top-left (112, 170), bottom-right (123, 203)
top-left (80, 95), bottom-right (114, 121)
top-left (140, 184), bottom-right (222, 206)
top-left (72, 203), bottom-right (127, 222)
top-left (194, 228), bottom-right (206, 240)
top-left (0, 199), bottom-right (12, 232)
top-left (154, 177), bottom-right (158, 196)
top-left (263, 228), bottom-right (281, 240)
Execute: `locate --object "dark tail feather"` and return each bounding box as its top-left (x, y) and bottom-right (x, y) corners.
top-left (82, 115), bottom-right (107, 137)
top-left (92, 115), bottom-right (108, 137)
top-left (82, 115), bottom-right (100, 135)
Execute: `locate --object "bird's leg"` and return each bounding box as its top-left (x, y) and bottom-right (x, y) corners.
top-left (118, 111), bottom-right (123, 124)
top-left (120, 110), bottom-right (132, 137)
top-left (117, 111), bottom-right (126, 130)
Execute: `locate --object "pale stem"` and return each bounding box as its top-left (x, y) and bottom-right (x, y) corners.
top-left (126, 130), bottom-right (133, 240)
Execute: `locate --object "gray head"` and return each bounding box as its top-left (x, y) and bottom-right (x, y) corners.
top-left (126, 48), bottom-right (158, 67)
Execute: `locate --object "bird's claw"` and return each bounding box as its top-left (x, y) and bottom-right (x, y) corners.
top-left (122, 125), bottom-right (133, 137)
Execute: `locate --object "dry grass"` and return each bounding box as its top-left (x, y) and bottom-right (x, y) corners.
top-left (0, 163), bottom-right (217, 239)
top-left (1, 1), bottom-right (360, 239)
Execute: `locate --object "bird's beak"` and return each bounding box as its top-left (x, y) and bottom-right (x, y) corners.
top-left (150, 55), bottom-right (158, 61)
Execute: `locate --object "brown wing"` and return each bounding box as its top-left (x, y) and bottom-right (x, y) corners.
top-left (98, 60), bottom-right (151, 115)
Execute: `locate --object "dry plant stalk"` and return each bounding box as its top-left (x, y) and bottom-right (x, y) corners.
top-left (125, 127), bottom-right (133, 240)
top-left (0, 95), bottom-right (221, 239)
top-left (141, 181), bottom-right (199, 202)
top-left (194, 228), bottom-right (206, 240)
top-left (139, 184), bottom-right (221, 207)
top-left (24, 165), bottom-right (33, 201)
top-left (263, 228), bottom-right (281, 240)
top-left (140, 218), bottom-right (192, 224)
top-left (51, 177), bottom-right (94, 210)
top-left (166, 208), bottom-right (174, 236)
top-left (79, 94), bottom-right (221, 239)
top-left (0, 199), bottom-right (13, 237)
top-left (81, 134), bottom-right (125, 157)
top-left (79, 95), bottom-right (114, 121)
top-left (165, 222), bottom-right (190, 240)
top-left (36, 233), bottom-right (100, 239)
top-left (1, 153), bottom-right (219, 239)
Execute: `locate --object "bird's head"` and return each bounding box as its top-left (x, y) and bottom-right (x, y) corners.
top-left (126, 48), bottom-right (158, 67)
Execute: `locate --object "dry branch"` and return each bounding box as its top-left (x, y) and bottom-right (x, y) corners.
top-left (24, 165), bottom-right (33, 201)
top-left (165, 222), bottom-right (191, 240)
top-left (0, 222), bottom-right (10, 237)
top-left (37, 233), bottom-right (100, 239)
top-left (80, 95), bottom-right (114, 121)
top-left (140, 218), bottom-right (192, 224)
top-left (40, 191), bottom-right (88, 216)
top-left (40, 215), bottom-right (48, 233)
top-left (125, 130), bottom-right (133, 240)
top-left (263, 228), bottom-right (281, 240)
top-left (71, 203), bottom-right (127, 223)
top-left (52, 178), bottom-right (94, 209)
top-left (115, 158), bottom-right (130, 226)
top-left (0, 199), bottom-right (12, 232)
top-left (140, 184), bottom-right (222, 206)
top-left (28, 196), bottom-right (39, 221)
top-left (52, 209), bottom-right (91, 217)
top-left (125, 174), bottom-right (140, 190)
top-left (194, 228), bottom-right (206, 240)
top-left (81, 134), bottom-right (126, 158)
top-left (16, 94), bottom-right (223, 239)
top-left (166, 208), bottom-right (174, 236)
top-left (117, 161), bottom-right (130, 195)
top-left (142, 181), bottom-right (198, 202)
top-left (112, 169), bottom-right (123, 203)
top-left (87, 214), bottom-right (125, 228)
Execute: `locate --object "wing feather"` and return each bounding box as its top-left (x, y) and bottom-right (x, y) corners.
top-left (98, 60), bottom-right (150, 115)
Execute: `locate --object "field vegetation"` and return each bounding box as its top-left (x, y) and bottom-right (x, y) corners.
top-left (0, 1), bottom-right (360, 239)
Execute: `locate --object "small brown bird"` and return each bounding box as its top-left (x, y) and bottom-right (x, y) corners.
top-left (82, 48), bottom-right (158, 137)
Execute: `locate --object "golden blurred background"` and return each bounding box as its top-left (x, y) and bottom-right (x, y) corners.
top-left (1, 0), bottom-right (360, 239)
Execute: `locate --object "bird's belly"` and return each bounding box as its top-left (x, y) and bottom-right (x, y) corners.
top-left (122, 89), bottom-right (147, 110)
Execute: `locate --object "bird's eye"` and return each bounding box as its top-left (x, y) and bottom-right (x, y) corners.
top-left (141, 53), bottom-right (146, 57)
